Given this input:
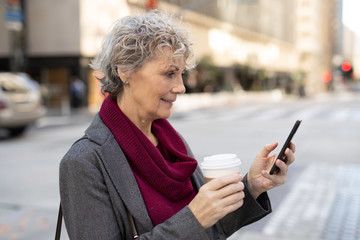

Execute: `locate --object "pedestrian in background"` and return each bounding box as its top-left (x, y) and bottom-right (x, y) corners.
top-left (70, 76), bottom-right (85, 109)
top-left (59, 10), bottom-right (296, 239)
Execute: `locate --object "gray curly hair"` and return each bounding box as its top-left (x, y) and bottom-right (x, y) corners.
top-left (90, 10), bottom-right (195, 98)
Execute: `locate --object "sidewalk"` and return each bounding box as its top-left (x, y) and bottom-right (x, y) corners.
top-left (41, 89), bottom-right (360, 120)
top-left (35, 108), bottom-right (95, 129)
top-left (230, 163), bottom-right (360, 240)
top-left (173, 89), bottom-right (286, 112)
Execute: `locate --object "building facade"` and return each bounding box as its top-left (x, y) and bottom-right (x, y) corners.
top-left (0, 0), bottom-right (343, 112)
top-left (295, 0), bottom-right (342, 93)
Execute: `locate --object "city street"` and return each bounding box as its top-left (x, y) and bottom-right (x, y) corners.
top-left (1, 93), bottom-right (360, 240)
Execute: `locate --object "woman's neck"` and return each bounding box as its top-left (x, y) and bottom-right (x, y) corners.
top-left (117, 96), bottom-right (158, 146)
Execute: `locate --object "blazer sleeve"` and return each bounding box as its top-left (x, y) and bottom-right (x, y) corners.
top-left (139, 206), bottom-right (213, 240)
top-left (60, 141), bottom-right (123, 240)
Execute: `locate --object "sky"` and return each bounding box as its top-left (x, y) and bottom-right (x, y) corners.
top-left (342, 0), bottom-right (360, 35)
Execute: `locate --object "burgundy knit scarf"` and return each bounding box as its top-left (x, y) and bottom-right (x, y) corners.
top-left (99, 97), bottom-right (198, 225)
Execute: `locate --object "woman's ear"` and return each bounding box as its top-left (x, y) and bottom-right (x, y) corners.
top-left (117, 69), bottom-right (128, 84)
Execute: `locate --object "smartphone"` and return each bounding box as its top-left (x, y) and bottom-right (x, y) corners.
top-left (269, 120), bottom-right (302, 175)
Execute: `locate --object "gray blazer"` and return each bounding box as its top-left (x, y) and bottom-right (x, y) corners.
top-left (59, 114), bottom-right (271, 240)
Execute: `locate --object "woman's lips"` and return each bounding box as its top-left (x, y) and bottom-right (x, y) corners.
top-left (161, 98), bottom-right (175, 103)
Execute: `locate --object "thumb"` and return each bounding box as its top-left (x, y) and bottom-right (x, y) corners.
top-left (258, 142), bottom-right (278, 158)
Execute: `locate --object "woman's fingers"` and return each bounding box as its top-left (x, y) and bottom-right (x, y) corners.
top-left (222, 197), bottom-right (244, 215)
top-left (257, 142), bottom-right (278, 158)
top-left (206, 173), bottom-right (243, 191)
top-left (261, 160), bottom-right (287, 185)
top-left (284, 147), bottom-right (295, 165)
top-left (216, 180), bottom-right (245, 199)
top-left (289, 142), bottom-right (296, 153)
top-left (204, 174), bottom-right (245, 205)
top-left (189, 174), bottom-right (246, 228)
top-left (208, 175), bottom-right (245, 212)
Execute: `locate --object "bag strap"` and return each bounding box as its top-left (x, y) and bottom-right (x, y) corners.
top-left (55, 204), bottom-right (139, 239)
top-left (55, 204), bottom-right (62, 240)
top-left (126, 206), bottom-right (139, 239)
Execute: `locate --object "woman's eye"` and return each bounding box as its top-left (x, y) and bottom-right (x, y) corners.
top-left (166, 72), bottom-right (175, 78)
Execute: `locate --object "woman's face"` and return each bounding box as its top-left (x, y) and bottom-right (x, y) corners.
top-left (120, 49), bottom-right (186, 122)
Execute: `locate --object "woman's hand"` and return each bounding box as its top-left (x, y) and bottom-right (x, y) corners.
top-left (189, 174), bottom-right (245, 229)
top-left (247, 142), bottom-right (296, 199)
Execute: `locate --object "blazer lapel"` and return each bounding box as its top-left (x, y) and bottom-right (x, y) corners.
top-left (86, 114), bottom-right (153, 231)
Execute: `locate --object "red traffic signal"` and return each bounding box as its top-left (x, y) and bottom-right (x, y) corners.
top-left (341, 61), bottom-right (352, 72)
top-left (322, 72), bottom-right (332, 83)
top-left (146, 0), bottom-right (158, 10)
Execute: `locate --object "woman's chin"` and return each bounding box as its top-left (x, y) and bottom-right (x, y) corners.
top-left (156, 110), bottom-right (172, 119)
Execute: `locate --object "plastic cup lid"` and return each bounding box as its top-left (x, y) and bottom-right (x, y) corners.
top-left (201, 154), bottom-right (241, 169)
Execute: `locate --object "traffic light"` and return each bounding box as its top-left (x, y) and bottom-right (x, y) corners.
top-left (145, 0), bottom-right (158, 10)
top-left (322, 72), bottom-right (332, 83)
top-left (340, 61), bottom-right (353, 79)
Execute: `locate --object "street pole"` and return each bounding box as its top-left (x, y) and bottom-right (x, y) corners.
top-left (5, 0), bottom-right (25, 72)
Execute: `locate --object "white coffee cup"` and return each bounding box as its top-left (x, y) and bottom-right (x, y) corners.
top-left (200, 154), bottom-right (241, 182)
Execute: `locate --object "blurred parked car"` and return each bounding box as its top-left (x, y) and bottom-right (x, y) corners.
top-left (0, 72), bottom-right (46, 136)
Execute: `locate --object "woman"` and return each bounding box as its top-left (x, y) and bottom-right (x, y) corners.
top-left (59, 10), bottom-right (295, 240)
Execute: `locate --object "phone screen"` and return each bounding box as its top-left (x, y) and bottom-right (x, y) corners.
top-left (269, 120), bottom-right (301, 175)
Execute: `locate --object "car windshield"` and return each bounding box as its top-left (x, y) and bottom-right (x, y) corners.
top-left (0, 75), bottom-right (30, 93)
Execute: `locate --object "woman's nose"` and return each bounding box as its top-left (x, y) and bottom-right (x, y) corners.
top-left (172, 75), bottom-right (186, 94)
